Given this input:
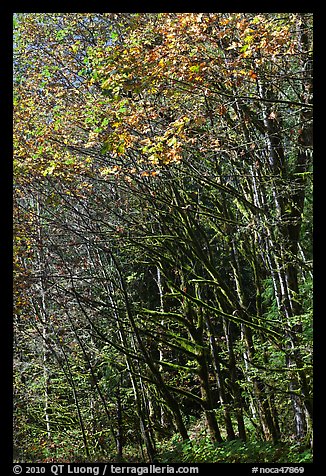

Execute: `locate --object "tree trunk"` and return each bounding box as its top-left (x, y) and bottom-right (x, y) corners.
top-left (205, 314), bottom-right (237, 440)
top-left (115, 383), bottom-right (123, 460)
top-left (196, 350), bottom-right (223, 443)
top-left (256, 55), bottom-right (313, 437)
top-left (35, 196), bottom-right (51, 441)
top-left (221, 318), bottom-right (247, 441)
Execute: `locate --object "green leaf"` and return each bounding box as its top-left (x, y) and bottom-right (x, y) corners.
top-left (167, 136), bottom-right (177, 147)
top-left (64, 158), bottom-right (76, 165)
top-left (189, 64), bottom-right (200, 73)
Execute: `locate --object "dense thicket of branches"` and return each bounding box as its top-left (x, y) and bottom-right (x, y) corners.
top-left (13, 13), bottom-right (313, 463)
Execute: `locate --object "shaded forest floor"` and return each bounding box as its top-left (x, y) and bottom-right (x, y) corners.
top-left (19, 417), bottom-right (313, 464)
top-left (26, 438), bottom-right (312, 464)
